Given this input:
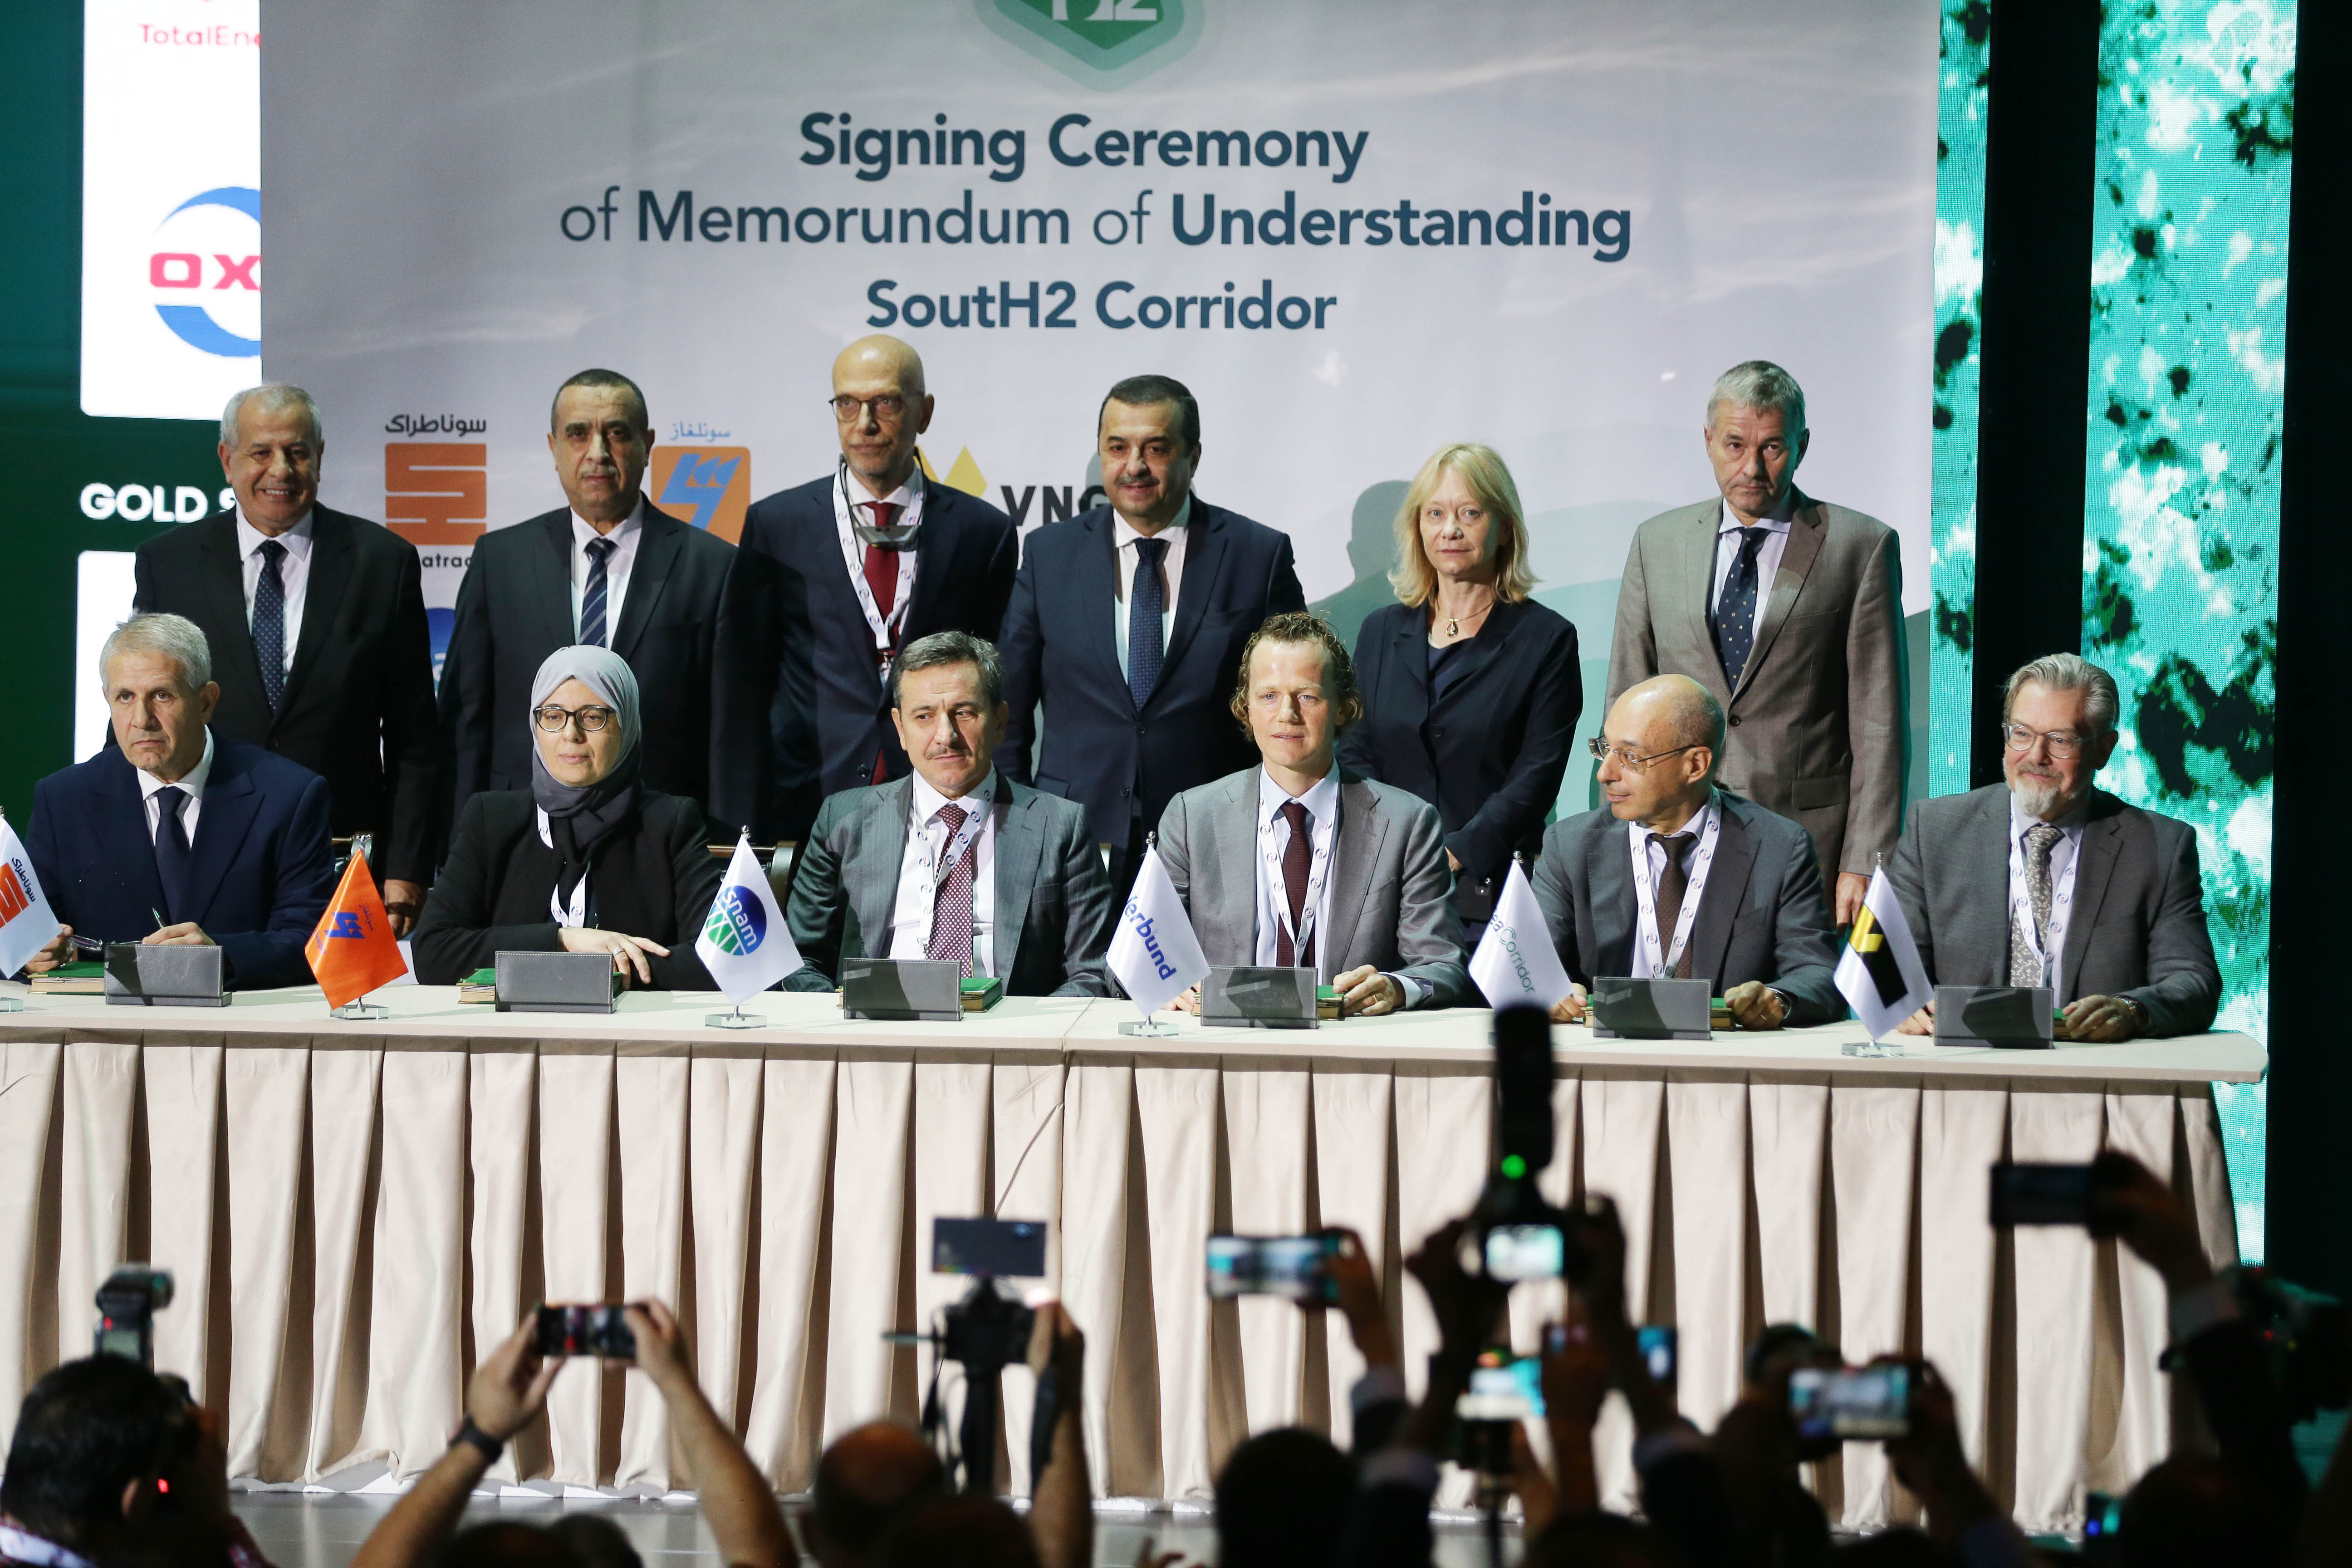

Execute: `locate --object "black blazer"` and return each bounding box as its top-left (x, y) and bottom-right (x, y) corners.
top-left (437, 503), bottom-right (779, 840)
top-left (1529, 790), bottom-right (1845, 1025)
top-left (996, 498), bottom-right (1305, 852)
top-left (26, 734), bottom-right (334, 990)
top-left (1337, 598), bottom-right (1580, 921)
top-left (738, 473), bottom-right (1016, 826)
top-left (132, 507), bottom-right (440, 882)
top-left (410, 788), bottom-right (723, 989)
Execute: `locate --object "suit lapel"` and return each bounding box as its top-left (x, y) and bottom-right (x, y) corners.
top-left (1676, 506), bottom-right (1734, 707)
top-left (611, 507), bottom-right (684, 660)
top-left (1731, 496), bottom-right (1828, 702)
top-left (181, 745), bottom-right (263, 922)
top-left (852, 779), bottom-right (916, 950)
top-left (1212, 772), bottom-right (1259, 961)
top-left (991, 780), bottom-right (1045, 983)
top-left (1963, 789), bottom-right (2015, 971)
top-left (1077, 514), bottom-right (1127, 696)
top-left (1322, 777), bottom-right (1385, 982)
top-left (1589, 822), bottom-right (1638, 977)
top-left (1157, 502), bottom-right (1226, 687)
top-left (903, 480), bottom-right (959, 637)
top-left (94, 750), bottom-right (170, 921)
top-left (278, 509), bottom-right (354, 719)
top-left (2058, 796), bottom-right (2125, 1003)
top-left (534, 513), bottom-right (578, 653)
top-left (1687, 799), bottom-right (1756, 990)
top-left (196, 517), bottom-right (270, 710)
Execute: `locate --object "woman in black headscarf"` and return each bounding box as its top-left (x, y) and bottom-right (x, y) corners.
top-left (412, 646), bottom-right (723, 988)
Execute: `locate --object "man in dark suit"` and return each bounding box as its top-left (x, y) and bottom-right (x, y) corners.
top-left (1607, 360), bottom-right (1906, 926)
top-left (783, 632), bottom-right (1113, 996)
top-left (21, 614), bottom-right (333, 990)
top-left (1891, 653), bottom-right (2220, 1040)
top-left (997, 374), bottom-right (1306, 890)
top-left (439, 368), bottom-right (776, 840)
top-left (740, 337), bottom-right (1016, 837)
top-left (1533, 674), bottom-right (1842, 1028)
top-left (132, 384), bottom-right (437, 931)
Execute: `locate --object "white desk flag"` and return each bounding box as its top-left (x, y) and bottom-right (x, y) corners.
top-left (1470, 858), bottom-right (1576, 1010)
top-left (0, 813), bottom-right (63, 980)
top-left (696, 835), bottom-right (802, 1004)
top-left (1835, 865), bottom-right (1931, 1040)
top-left (1108, 842), bottom-right (1208, 1018)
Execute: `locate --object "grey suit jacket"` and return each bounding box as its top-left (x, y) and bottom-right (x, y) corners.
top-left (1529, 791), bottom-right (1845, 1026)
top-left (1152, 766), bottom-right (1470, 1008)
top-left (1887, 784), bottom-right (2220, 1037)
top-left (782, 773), bottom-right (1114, 996)
top-left (1606, 490), bottom-right (1907, 882)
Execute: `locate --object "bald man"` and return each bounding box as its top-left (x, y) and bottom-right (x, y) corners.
top-left (802, 1421), bottom-right (946, 1568)
top-left (1529, 675), bottom-right (1842, 1029)
top-left (740, 337), bottom-right (1018, 838)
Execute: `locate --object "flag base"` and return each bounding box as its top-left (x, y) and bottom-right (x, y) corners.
top-left (707, 1008), bottom-right (766, 1029)
top-left (1118, 1018), bottom-right (1181, 1037)
top-left (1840, 1038), bottom-right (1903, 1058)
top-left (332, 999), bottom-right (391, 1021)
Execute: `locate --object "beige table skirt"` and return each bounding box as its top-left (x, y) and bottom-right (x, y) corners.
top-left (0, 985), bottom-right (2260, 1534)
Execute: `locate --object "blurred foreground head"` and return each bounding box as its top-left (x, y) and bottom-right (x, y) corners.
top-left (806, 1420), bottom-right (947, 1568)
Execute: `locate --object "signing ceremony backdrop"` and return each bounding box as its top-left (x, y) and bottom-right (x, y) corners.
top-left (264, 0), bottom-right (1938, 824)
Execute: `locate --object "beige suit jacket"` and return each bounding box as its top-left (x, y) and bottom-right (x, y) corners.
top-left (1605, 490), bottom-right (1907, 879)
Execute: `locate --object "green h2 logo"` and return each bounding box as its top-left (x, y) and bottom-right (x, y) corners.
top-left (984, 0), bottom-right (1192, 80)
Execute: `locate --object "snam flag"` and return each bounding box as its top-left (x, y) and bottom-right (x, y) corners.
top-left (305, 850), bottom-right (409, 1009)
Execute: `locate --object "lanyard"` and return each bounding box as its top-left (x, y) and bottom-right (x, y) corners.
top-left (536, 810), bottom-right (591, 928)
top-left (1628, 804), bottom-right (1720, 977)
top-left (2007, 824), bottom-right (2073, 978)
top-left (1259, 792), bottom-right (1337, 963)
top-left (920, 786), bottom-right (991, 892)
top-left (833, 463), bottom-right (921, 657)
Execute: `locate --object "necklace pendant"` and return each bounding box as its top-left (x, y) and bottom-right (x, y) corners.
top-left (1444, 618), bottom-right (1460, 637)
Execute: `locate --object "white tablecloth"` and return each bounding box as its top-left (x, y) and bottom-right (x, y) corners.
top-left (0, 985), bottom-right (2259, 1533)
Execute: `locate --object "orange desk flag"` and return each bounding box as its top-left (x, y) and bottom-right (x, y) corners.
top-left (306, 850), bottom-right (409, 1009)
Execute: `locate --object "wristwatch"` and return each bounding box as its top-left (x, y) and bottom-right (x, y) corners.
top-left (2115, 995), bottom-right (2149, 1034)
top-left (453, 1417), bottom-right (505, 1462)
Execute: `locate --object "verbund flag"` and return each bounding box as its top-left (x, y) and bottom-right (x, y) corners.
top-left (696, 836), bottom-right (801, 1004)
top-left (306, 849), bottom-right (409, 1009)
top-left (1107, 843), bottom-right (1207, 1018)
top-left (1470, 860), bottom-right (1575, 1010)
top-left (0, 812), bottom-right (64, 980)
top-left (1835, 866), bottom-right (1931, 1041)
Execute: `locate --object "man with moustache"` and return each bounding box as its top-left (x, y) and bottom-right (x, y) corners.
top-left (739, 337), bottom-right (1017, 838)
top-left (440, 368), bottom-right (776, 839)
top-left (996, 374), bottom-right (1306, 892)
top-left (1891, 653), bottom-right (2220, 1039)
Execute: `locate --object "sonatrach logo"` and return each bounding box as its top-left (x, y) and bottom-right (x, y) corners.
top-left (979, 0), bottom-right (1196, 83)
top-left (703, 886), bottom-right (767, 956)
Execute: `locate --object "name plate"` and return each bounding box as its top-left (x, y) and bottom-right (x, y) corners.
top-left (843, 957), bottom-right (964, 1022)
top-left (494, 951), bottom-right (622, 1014)
top-left (1932, 985), bottom-right (2055, 1049)
top-left (103, 943), bottom-right (227, 1008)
top-left (1589, 976), bottom-right (1713, 1041)
top-left (1200, 965), bottom-right (1318, 1029)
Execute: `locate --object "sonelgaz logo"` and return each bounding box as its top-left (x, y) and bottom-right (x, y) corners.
top-left (650, 446), bottom-right (752, 542)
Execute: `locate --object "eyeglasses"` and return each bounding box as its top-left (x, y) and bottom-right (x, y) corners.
top-left (1586, 737), bottom-right (1698, 774)
top-left (534, 704), bottom-right (617, 734)
top-left (830, 393), bottom-right (907, 422)
top-left (2000, 723), bottom-right (2090, 759)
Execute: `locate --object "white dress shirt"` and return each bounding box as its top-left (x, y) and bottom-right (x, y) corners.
top-left (834, 471), bottom-right (924, 658)
top-left (890, 770), bottom-right (1000, 977)
top-left (1251, 766), bottom-right (1428, 1007)
top-left (2006, 794), bottom-right (2087, 995)
top-left (236, 509), bottom-right (315, 677)
top-left (1709, 498), bottom-right (1796, 650)
top-left (1624, 793), bottom-right (1721, 980)
top-left (138, 729), bottom-right (216, 844)
top-left (569, 500), bottom-right (645, 644)
top-left (1112, 497), bottom-right (1191, 677)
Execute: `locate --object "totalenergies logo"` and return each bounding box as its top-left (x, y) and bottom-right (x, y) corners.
top-left (149, 187), bottom-right (260, 358)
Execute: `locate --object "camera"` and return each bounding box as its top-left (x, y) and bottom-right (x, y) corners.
top-left (534, 1303), bottom-right (637, 1359)
top-left (1470, 1005), bottom-right (1589, 1282)
top-left (1788, 1363), bottom-right (1913, 1441)
top-left (893, 1218), bottom-right (1050, 1497)
top-left (95, 1265), bottom-right (175, 1367)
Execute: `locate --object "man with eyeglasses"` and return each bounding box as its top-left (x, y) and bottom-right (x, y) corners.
top-left (1529, 674), bottom-right (1842, 1028)
top-left (739, 336), bottom-right (1017, 841)
top-left (1889, 653), bottom-right (2219, 1041)
top-left (441, 368), bottom-right (778, 841)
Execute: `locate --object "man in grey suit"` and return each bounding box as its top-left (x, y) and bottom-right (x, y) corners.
top-left (1532, 675), bottom-right (1842, 1028)
top-left (781, 631), bottom-right (1114, 996)
top-left (1607, 360), bottom-right (1906, 927)
top-left (1891, 653), bottom-right (2220, 1040)
top-left (1154, 611), bottom-right (1468, 1014)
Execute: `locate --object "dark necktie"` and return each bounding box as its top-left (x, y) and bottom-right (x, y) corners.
top-left (863, 500), bottom-right (906, 782)
top-left (153, 785), bottom-right (193, 924)
top-left (926, 803), bottom-right (976, 979)
top-left (1713, 526), bottom-right (1770, 688)
top-left (1128, 536), bottom-right (1169, 710)
top-left (1275, 799), bottom-right (1315, 968)
top-left (2010, 823), bottom-right (2063, 986)
top-left (580, 536), bottom-right (617, 647)
top-left (252, 539), bottom-right (288, 711)
top-left (1648, 830), bottom-right (1696, 979)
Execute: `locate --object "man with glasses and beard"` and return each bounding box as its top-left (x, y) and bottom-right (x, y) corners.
top-left (1890, 653), bottom-right (2220, 1040)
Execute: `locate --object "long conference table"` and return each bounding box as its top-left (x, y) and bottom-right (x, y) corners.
top-left (0, 983), bottom-right (2259, 1535)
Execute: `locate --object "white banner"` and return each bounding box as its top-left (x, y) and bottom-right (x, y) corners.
top-left (266, 0), bottom-right (1935, 700)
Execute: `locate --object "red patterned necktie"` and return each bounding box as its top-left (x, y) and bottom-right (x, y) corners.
top-left (926, 802), bottom-right (975, 979)
top-left (1274, 799), bottom-right (1315, 968)
top-left (864, 500), bottom-right (903, 782)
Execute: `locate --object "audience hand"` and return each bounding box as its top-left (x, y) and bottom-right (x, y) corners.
top-left (1540, 1317), bottom-right (1612, 1439)
top-left (1334, 964), bottom-right (1404, 1017)
top-left (559, 926), bottom-right (668, 985)
top-left (1549, 983), bottom-right (1590, 1025)
top-left (468, 1315), bottom-right (562, 1442)
top-left (2089, 1150), bottom-right (2213, 1292)
top-left (1322, 1227), bottom-right (1398, 1370)
top-left (1835, 872), bottom-right (1870, 928)
top-left (1406, 1217), bottom-right (1513, 1365)
top-left (2059, 994), bottom-right (2139, 1042)
top-left (622, 1299), bottom-right (695, 1398)
top-left (24, 926), bottom-right (73, 974)
top-left (1878, 1359), bottom-right (1999, 1546)
top-left (1895, 1000), bottom-right (1936, 1036)
top-left (382, 878), bottom-right (425, 937)
top-left (1723, 981), bottom-right (1787, 1030)
top-left (1166, 985), bottom-right (1200, 1015)
top-left (1026, 1299), bottom-right (1088, 1394)
top-left (144, 922), bottom-right (216, 947)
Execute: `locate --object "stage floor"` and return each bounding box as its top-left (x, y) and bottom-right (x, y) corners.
top-left (229, 1492), bottom-right (1516, 1568)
